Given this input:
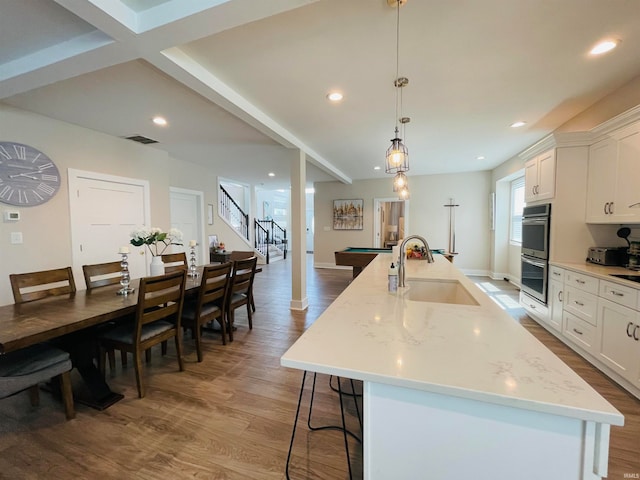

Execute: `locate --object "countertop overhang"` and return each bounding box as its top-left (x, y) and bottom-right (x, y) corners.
top-left (281, 254), bottom-right (623, 426)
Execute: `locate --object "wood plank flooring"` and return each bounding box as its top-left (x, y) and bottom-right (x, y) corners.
top-left (0, 259), bottom-right (638, 479)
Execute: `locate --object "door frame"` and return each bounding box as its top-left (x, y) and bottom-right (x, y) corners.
top-left (373, 197), bottom-right (409, 248)
top-left (68, 168), bottom-right (151, 283)
top-left (169, 186), bottom-right (207, 263)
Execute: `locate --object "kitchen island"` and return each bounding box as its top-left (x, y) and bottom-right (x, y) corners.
top-left (281, 254), bottom-right (623, 480)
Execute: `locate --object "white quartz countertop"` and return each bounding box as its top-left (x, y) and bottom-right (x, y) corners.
top-left (281, 254), bottom-right (623, 425)
top-left (551, 260), bottom-right (640, 287)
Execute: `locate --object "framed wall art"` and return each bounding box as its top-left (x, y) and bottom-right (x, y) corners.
top-left (333, 199), bottom-right (364, 230)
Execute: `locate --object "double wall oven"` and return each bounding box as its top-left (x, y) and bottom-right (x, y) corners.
top-left (520, 203), bottom-right (550, 304)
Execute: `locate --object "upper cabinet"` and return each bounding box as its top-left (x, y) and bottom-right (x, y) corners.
top-left (524, 148), bottom-right (556, 203)
top-left (586, 121), bottom-right (640, 223)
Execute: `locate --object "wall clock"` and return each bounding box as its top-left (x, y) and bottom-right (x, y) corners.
top-left (0, 141), bottom-right (61, 206)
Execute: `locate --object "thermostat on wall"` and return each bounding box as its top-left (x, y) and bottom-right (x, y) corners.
top-left (4, 211), bottom-right (20, 222)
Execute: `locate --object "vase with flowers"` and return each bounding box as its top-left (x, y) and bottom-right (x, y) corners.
top-left (130, 227), bottom-right (183, 276)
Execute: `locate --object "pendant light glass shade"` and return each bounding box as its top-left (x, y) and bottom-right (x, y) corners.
top-left (398, 184), bottom-right (410, 199)
top-left (392, 171), bottom-right (408, 191)
top-left (386, 127), bottom-right (409, 174)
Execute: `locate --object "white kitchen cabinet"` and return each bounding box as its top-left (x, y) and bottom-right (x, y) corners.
top-left (586, 122), bottom-right (640, 223)
top-left (596, 297), bottom-right (640, 388)
top-left (547, 278), bottom-right (563, 332)
top-left (524, 149), bottom-right (556, 203)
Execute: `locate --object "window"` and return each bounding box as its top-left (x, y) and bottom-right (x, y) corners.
top-left (510, 177), bottom-right (525, 243)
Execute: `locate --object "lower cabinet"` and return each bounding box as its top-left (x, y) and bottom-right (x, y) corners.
top-left (547, 279), bottom-right (563, 332)
top-left (563, 310), bottom-right (596, 354)
top-left (522, 265), bottom-right (640, 398)
top-left (596, 298), bottom-right (640, 389)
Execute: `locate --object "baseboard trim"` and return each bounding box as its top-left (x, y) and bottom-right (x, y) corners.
top-left (290, 297), bottom-right (309, 311)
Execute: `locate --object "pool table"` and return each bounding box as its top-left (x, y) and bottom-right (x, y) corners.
top-left (335, 247), bottom-right (454, 278)
top-left (335, 247), bottom-right (392, 278)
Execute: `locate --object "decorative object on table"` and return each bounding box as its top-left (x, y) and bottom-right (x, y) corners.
top-left (405, 244), bottom-right (430, 259)
top-left (213, 241), bottom-right (226, 253)
top-left (0, 141), bottom-right (61, 206)
top-left (333, 199), bottom-right (363, 230)
top-left (187, 240), bottom-right (198, 278)
top-left (116, 246), bottom-right (135, 295)
top-left (130, 227), bottom-right (183, 276)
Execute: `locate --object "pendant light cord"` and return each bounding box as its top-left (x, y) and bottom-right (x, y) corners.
top-left (394, 0), bottom-right (401, 132)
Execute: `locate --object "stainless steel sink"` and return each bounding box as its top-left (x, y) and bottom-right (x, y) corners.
top-left (402, 278), bottom-right (479, 306)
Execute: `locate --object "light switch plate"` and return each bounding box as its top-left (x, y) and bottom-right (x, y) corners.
top-left (10, 232), bottom-right (23, 244)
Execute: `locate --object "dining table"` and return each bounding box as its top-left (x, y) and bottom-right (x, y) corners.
top-left (0, 268), bottom-right (205, 410)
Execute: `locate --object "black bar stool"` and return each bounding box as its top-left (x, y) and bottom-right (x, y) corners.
top-left (285, 371), bottom-right (363, 479)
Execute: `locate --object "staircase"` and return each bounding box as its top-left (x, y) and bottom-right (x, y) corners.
top-left (219, 184), bottom-right (287, 264)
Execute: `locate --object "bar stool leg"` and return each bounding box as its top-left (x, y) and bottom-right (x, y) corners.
top-left (336, 375), bottom-right (353, 479)
top-left (286, 371), bottom-right (361, 480)
top-left (285, 371), bottom-right (307, 480)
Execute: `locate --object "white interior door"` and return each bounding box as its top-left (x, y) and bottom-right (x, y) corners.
top-left (169, 187), bottom-right (205, 262)
top-left (68, 169), bottom-right (150, 288)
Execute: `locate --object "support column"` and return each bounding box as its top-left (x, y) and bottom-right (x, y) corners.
top-left (290, 149), bottom-right (308, 310)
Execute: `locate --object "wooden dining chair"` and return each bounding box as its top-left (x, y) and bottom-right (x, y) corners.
top-left (97, 270), bottom-right (187, 398)
top-left (0, 343), bottom-right (75, 420)
top-left (229, 251), bottom-right (259, 312)
top-left (82, 261), bottom-right (129, 370)
top-left (226, 256), bottom-right (258, 341)
top-left (7, 267), bottom-right (77, 419)
top-left (10, 266), bottom-right (76, 304)
top-left (161, 252), bottom-right (187, 273)
top-left (181, 262), bottom-right (232, 360)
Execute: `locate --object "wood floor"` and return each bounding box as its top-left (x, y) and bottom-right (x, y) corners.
top-left (0, 258), bottom-right (638, 479)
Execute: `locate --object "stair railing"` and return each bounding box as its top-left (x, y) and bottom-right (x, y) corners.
top-left (219, 185), bottom-right (249, 241)
top-left (254, 220), bottom-right (270, 264)
top-left (256, 219), bottom-right (288, 260)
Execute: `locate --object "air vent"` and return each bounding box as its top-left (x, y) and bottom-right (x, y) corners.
top-left (125, 135), bottom-right (158, 144)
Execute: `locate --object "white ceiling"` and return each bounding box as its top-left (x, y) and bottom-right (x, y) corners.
top-left (2, 0), bottom-right (640, 191)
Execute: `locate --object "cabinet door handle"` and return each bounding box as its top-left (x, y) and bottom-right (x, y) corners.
top-left (629, 202), bottom-right (640, 209)
top-left (573, 328), bottom-right (583, 336)
top-left (609, 290), bottom-right (624, 297)
top-left (575, 279), bottom-right (586, 285)
top-left (627, 322), bottom-right (634, 337)
top-left (574, 300), bottom-right (585, 307)
top-left (633, 325), bottom-right (640, 341)
top-left (529, 303), bottom-right (536, 309)
top-left (553, 271), bottom-right (561, 277)
top-left (610, 202), bottom-right (614, 214)
top-left (604, 202), bottom-right (609, 215)
top-left (558, 291), bottom-right (563, 302)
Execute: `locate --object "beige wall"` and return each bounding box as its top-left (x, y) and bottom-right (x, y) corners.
top-left (0, 105), bottom-right (230, 306)
top-left (314, 171), bottom-right (492, 273)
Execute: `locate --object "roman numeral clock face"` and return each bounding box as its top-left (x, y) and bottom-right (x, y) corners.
top-left (0, 141), bottom-right (61, 206)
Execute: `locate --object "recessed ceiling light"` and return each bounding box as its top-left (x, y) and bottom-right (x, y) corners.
top-left (374, 166), bottom-right (381, 170)
top-left (327, 92), bottom-right (344, 102)
top-left (152, 116), bottom-right (167, 126)
top-left (476, 156), bottom-right (485, 161)
top-left (268, 172), bottom-right (275, 177)
top-left (510, 121), bottom-right (526, 128)
top-left (590, 39), bottom-right (619, 55)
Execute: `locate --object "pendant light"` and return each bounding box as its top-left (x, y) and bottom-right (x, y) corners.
top-left (385, 0), bottom-right (409, 175)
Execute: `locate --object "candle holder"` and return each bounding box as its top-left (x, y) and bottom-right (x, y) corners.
top-left (117, 251), bottom-right (135, 295)
top-left (188, 244), bottom-right (199, 278)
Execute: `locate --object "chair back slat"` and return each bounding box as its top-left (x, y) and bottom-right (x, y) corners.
top-left (229, 257), bottom-right (257, 296)
top-left (83, 261), bottom-right (122, 291)
top-left (160, 252), bottom-right (187, 273)
top-left (10, 267), bottom-right (76, 304)
top-left (199, 262), bottom-right (232, 309)
top-left (135, 270), bottom-right (186, 334)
